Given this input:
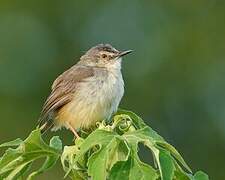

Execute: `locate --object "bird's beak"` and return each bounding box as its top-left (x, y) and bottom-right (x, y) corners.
top-left (117, 50), bottom-right (133, 57)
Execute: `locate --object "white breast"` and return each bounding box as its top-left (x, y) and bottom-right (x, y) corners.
top-left (56, 61), bottom-right (124, 130)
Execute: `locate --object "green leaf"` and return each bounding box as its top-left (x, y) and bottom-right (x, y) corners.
top-left (173, 160), bottom-right (192, 180)
top-left (173, 170), bottom-right (191, 180)
top-left (61, 144), bottom-right (81, 178)
top-left (6, 162), bottom-right (32, 180)
top-left (0, 129), bottom-right (62, 179)
top-left (74, 129), bottom-right (129, 180)
top-left (0, 138), bottom-right (23, 148)
top-left (27, 155), bottom-right (58, 180)
top-left (124, 126), bottom-right (164, 144)
top-left (108, 158), bottom-right (131, 179)
top-left (75, 130), bottom-right (126, 161)
top-left (158, 148), bottom-right (175, 180)
top-left (157, 141), bottom-right (192, 173)
top-left (109, 156), bottom-right (158, 180)
top-left (88, 137), bottom-right (123, 180)
top-left (193, 171), bottom-right (209, 180)
top-left (50, 136), bottom-right (63, 151)
top-left (68, 169), bottom-right (86, 180)
top-left (0, 147), bottom-right (24, 176)
top-left (124, 127), bottom-right (175, 180)
top-left (116, 109), bottom-right (146, 129)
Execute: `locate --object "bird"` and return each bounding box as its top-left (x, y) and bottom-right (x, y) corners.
top-left (38, 44), bottom-right (132, 138)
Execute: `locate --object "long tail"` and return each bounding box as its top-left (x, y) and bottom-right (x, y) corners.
top-left (37, 114), bottom-right (54, 134)
top-left (39, 121), bottom-right (54, 134)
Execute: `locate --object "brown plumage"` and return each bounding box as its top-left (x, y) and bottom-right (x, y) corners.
top-left (38, 65), bottom-right (94, 133)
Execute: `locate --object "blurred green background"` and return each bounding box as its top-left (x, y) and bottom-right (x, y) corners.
top-left (0, 0), bottom-right (225, 179)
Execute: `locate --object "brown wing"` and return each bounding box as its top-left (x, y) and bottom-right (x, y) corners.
top-left (38, 65), bottom-right (94, 133)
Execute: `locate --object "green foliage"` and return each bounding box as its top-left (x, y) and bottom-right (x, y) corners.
top-left (0, 109), bottom-right (209, 180)
top-left (0, 130), bottom-right (62, 179)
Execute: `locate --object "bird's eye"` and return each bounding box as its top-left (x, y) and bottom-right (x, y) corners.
top-left (102, 54), bottom-right (107, 58)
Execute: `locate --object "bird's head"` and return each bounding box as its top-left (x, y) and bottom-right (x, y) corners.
top-left (80, 44), bottom-right (132, 68)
